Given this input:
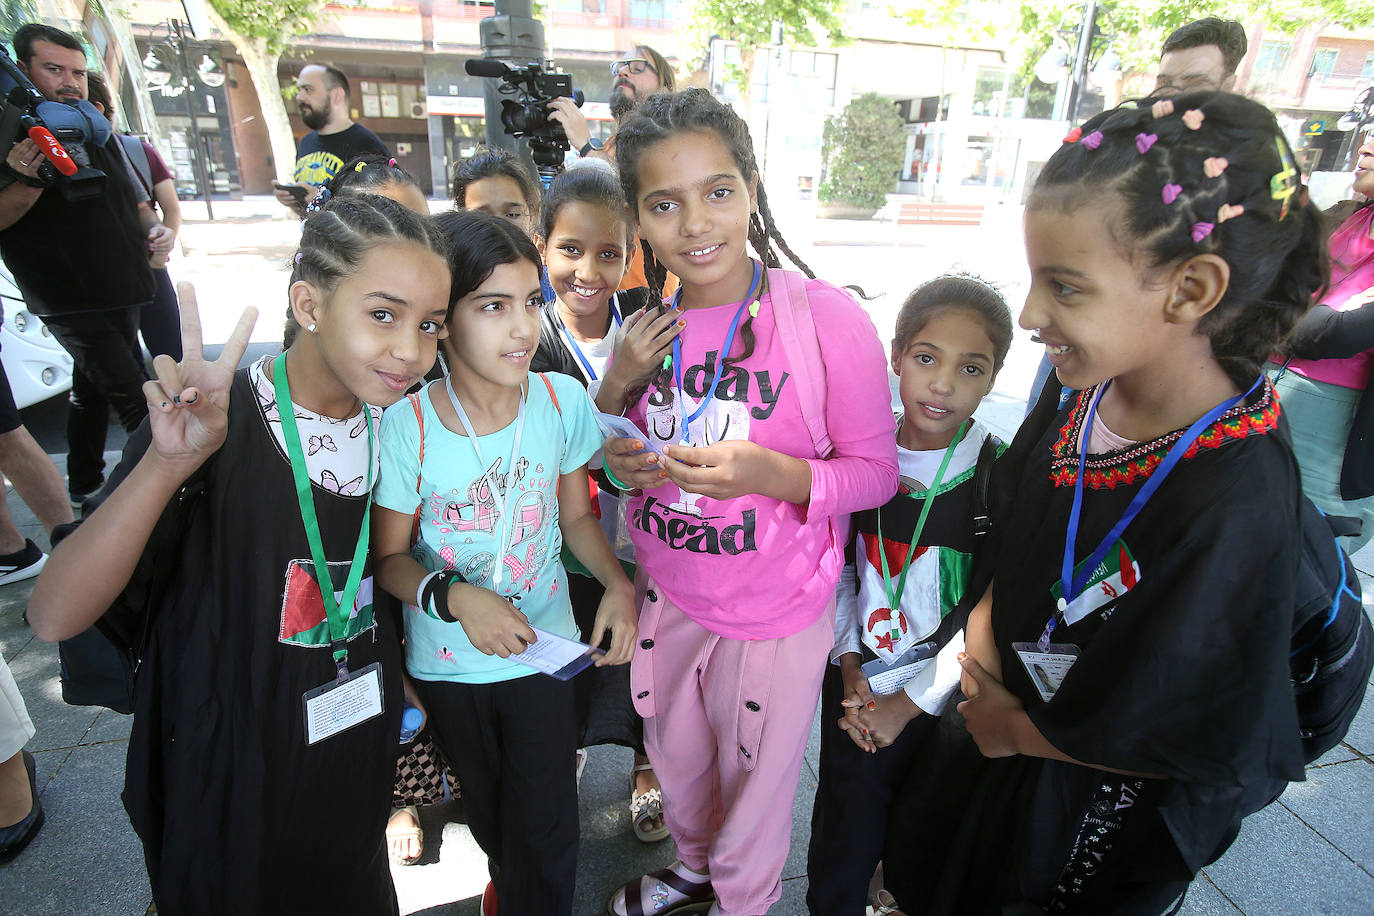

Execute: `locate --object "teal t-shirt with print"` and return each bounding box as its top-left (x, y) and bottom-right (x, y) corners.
top-left (375, 372), bottom-right (602, 683)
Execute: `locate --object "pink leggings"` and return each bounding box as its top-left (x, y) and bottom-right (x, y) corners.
top-left (630, 577), bottom-right (833, 915)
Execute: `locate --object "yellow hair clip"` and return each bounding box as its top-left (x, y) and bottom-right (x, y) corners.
top-left (354, 161), bottom-right (367, 173)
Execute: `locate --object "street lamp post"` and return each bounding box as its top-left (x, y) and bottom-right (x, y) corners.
top-left (143, 19), bottom-right (218, 220)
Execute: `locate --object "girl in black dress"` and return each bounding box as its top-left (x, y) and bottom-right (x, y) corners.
top-left (886, 92), bottom-right (1326, 914)
top-left (27, 195), bottom-right (452, 915)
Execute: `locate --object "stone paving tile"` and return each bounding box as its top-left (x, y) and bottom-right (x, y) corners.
top-left (1177, 873), bottom-right (1243, 915)
top-left (1204, 795), bottom-right (1374, 914)
top-left (0, 742), bottom-right (151, 916)
top-left (1342, 680), bottom-right (1374, 758)
top-left (3, 634), bottom-right (100, 752)
top-left (1278, 759), bottom-right (1374, 878)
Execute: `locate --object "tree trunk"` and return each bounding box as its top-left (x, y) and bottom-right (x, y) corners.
top-left (204, 9), bottom-right (298, 181)
top-left (234, 37), bottom-right (297, 180)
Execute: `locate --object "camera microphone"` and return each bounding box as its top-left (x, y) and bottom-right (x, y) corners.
top-left (465, 59), bottom-right (511, 79)
top-left (26, 125), bottom-right (77, 176)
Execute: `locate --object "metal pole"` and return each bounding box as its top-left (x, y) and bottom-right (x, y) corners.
top-left (172, 19), bottom-right (214, 220)
top-left (1065, 0), bottom-right (1097, 123)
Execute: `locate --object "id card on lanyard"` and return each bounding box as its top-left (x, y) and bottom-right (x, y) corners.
top-left (272, 356), bottom-right (384, 745)
top-left (1013, 378), bottom-right (1260, 702)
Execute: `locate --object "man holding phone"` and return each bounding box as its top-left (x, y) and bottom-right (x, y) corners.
top-left (273, 62), bottom-right (388, 216)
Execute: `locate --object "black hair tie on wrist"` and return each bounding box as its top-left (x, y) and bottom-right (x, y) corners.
top-left (423, 569), bottom-right (464, 622)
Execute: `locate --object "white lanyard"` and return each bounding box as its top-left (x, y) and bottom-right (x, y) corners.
top-left (444, 376), bottom-right (527, 593)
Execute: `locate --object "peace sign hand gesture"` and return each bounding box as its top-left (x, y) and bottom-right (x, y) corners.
top-left (142, 282), bottom-right (258, 477)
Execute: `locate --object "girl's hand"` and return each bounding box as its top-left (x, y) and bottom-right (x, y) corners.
top-left (603, 437), bottom-right (669, 492)
top-left (452, 584), bottom-right (538, 658)
top-left (661, 440), bottom-right (795, 502)
top-left (589, 581), bottom-right (637, 666)
top-left (957, 653), bottom-right (1025, 758)
top-left (852, 690), bottom-right (922, 750)
top-left (143, 283), bottom-right (258, 477)
top-left (603, 306), bottom-right (684, 394)
top-left (836, 654), bottom-right (878, 753)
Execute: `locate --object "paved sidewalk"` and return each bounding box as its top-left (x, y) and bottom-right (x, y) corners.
top-left (0, 203), bottom-right (1371, 914)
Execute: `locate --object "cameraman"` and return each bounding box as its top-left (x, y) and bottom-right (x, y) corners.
top-left (0, 24), bottom-right (167, 507)
top-left (546, 44), bottom-right (674, 163)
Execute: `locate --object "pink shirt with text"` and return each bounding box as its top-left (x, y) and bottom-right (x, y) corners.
top-left (622, 276), bottom-right (898, 639)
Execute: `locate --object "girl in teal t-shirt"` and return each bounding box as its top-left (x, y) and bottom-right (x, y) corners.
top-left (373, 209), bottom-right (636, 914)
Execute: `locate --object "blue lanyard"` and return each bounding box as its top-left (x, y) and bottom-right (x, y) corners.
top-left (1046, 376), bottom-right (1261, 647)
top-left (558, 297), bottom-right (623, 382)
top-left (670, 260), bottom-right (762, 444)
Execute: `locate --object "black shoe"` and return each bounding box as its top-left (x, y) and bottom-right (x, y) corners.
top-left (69, 486), bottom-right (98, 512)
top-left (0, 750), bottom-right (44, 863)
top-left (0, 540), bottom-right (45, 586)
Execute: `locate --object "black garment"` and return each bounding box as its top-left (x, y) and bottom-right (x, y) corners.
top-left (293, 124), bottom-right (390, 187)
top-left (891, 380), bottom-right (1306, 915)
top-left (0, 346), bottom-right (20, 434)
top-left (117, 370), bottom-right (403, 916)
top-left (807, 666), bottom-right (937, 915)
top-left (421, 674), bottom-right (579, 915)
top-left (532, 286), bottom-right (651, 751)
top-left (0, 137), bottom-right (154, 316)
top-left (531, 287), bottom-right (653, 381)
top-left (42, 306), bottom-right (148, 495)
top-left (142, 268), bottom-right (183, 360)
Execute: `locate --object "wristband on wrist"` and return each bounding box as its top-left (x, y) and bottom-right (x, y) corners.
top-left (415, 570), bottom-right (440, 609)
top-left (422, 569), bottom-right (463, 623)
top-left (602, 464), bottom-right (631, 492)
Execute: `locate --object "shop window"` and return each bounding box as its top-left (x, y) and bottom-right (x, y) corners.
top-left (1309, 48), bottom-right (1338, 79)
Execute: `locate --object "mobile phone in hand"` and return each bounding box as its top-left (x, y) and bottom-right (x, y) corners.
top-left (273, 181), bottom-right (309, 205)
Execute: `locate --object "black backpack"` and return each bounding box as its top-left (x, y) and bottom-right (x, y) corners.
top-left (1287, 497), bottom-right (1372, 763)
top-left (52, 429), bottom-right (212, 714)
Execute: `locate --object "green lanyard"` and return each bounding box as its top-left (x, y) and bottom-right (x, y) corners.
top-left (272, 355), bottom-right (374, 677)
top-left (876, 421), bottom-right (967, 625)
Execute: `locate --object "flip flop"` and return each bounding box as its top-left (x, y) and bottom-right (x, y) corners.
top-left (386, 805), bottom-right (423, 865)
top-left (607, 863), bottom-right (714, 916)
top-left (629, 762), bottom-right (670, 843)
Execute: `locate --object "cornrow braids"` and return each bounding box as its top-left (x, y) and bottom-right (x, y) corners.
top-left (282, 194), bottom-right (449, 347)
top-left (306, 154), bottom-right (421, 214)
top-left (539, 159), bottom-right (635, 250)
top-left (615, 88), bottom-right (816, 389)
top-left (1034, 90), bottom-right (1329, 387)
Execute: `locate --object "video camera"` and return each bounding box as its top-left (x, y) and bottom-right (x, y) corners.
top-left (465, 58), bottom-right (585, 186)
top-left (0, 43), bottom-right (110, 200)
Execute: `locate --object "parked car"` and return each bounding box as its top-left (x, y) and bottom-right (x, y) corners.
top-left (0, 257), bottom-right (73, 408)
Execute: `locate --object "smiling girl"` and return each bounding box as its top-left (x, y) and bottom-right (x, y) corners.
top-left (597, 89), bottom-right (898, 916)
top-left (27, 195), bottom-right (453, 915)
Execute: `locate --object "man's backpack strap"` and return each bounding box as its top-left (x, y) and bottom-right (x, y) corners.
top-left (972, 433), bottom-right (1004, 538)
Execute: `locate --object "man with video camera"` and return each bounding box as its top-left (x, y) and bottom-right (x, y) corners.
top-left (546, 44), bottom-right (674, 164)
top-left (0, 24), bottom-right (169, 508)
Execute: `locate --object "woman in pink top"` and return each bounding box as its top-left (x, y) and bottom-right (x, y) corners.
top-left (595, 89), bottom-right (898, 916)
top-left (1272, 132), bottom-right (1374, 552)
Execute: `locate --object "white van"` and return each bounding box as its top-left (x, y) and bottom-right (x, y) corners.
top-left (0, 258), bottom-right (74, 408)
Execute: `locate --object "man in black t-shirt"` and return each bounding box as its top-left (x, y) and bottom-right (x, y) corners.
top-left (0, 24), bottom-right (167, 507)
top-left (274, 62), bottom-right (389, 216)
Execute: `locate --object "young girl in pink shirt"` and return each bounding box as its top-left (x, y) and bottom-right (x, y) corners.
top-left (597, 88), bottom-right (899, 916)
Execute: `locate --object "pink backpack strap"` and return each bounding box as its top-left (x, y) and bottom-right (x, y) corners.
top-left (767, 268), bottom-right (833, 458)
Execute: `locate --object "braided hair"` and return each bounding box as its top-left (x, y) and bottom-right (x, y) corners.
top-left (1034, 91), bottom-right (1329, 387)
top-left (305, 154), bottom-right (422, 214)
top-left (614, 88), bottom-right (814, 384)
top-left (283, 194), bottom-right (449, 347)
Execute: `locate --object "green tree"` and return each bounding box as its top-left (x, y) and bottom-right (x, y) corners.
top-left (0, 0), bottom-right (38, 45)
top-left (819, 92), bottom-right (905, 210)
top-left (689, 0), bottom-right (847, 104)
top-left (206, 0), bottom-right (323, 182)
top-left (902, 0), bottom-right (1374, 95)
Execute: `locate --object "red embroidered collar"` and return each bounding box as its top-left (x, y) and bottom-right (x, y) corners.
top-left (1049, 379), bottom-right (1280, 489)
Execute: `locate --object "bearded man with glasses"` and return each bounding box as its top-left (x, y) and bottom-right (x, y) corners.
top-left (546, 44), bottom-right (676, 164)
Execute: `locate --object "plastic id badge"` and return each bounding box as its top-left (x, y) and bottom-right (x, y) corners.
top-left (595, 411), bottom-right (661, 456)
top-left (861, 642), bottom-right (937, 696)
top-left (302, 662), bottom-right (384, 745)
top-left (513, 626), bottom-right (605, 681)
top-left (1012, 642), bottom-right (1079, 703)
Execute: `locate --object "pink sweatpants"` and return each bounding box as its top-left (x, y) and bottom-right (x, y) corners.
top-left (630, 577), bottom-right (833, 916)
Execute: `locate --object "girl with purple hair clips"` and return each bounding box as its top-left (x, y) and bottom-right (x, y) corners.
top-left (882, 92), bottom-right (1327, 914)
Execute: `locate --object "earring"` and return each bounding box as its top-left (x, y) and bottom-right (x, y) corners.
top-left (306, 323), bottom-right (317, 332)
